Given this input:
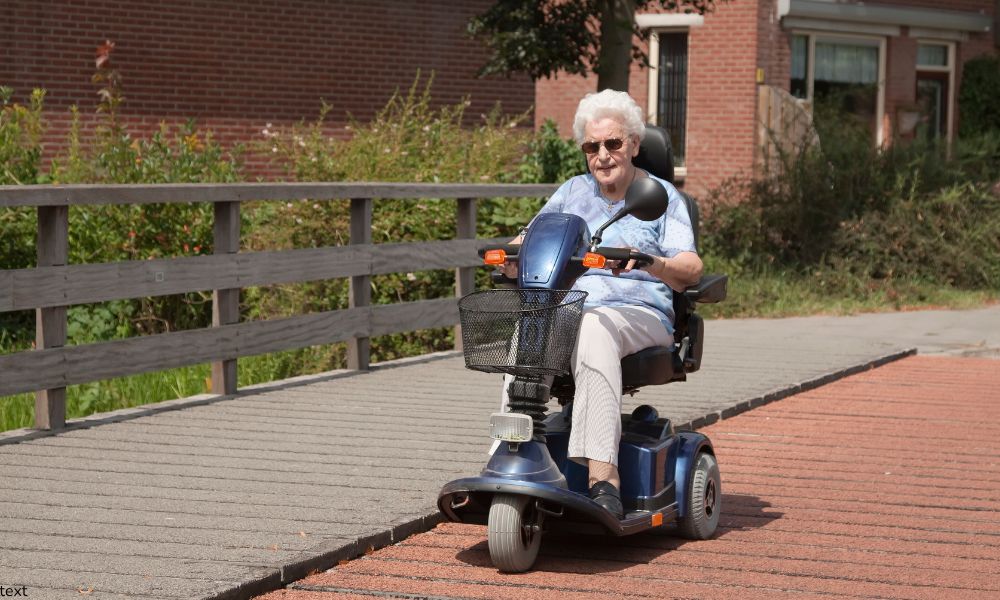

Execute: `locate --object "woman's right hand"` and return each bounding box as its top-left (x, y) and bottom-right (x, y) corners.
top-left (501, 234), bottom-right (523, 280)
top-left (501, 259), bottom-right (519, 279)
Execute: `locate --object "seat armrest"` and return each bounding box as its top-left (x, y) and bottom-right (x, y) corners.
top-left (683, 273), bottom-right (728, 304)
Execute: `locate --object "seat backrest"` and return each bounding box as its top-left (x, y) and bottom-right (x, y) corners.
top-left (681, 192), bottom-right (700, 252)
top-left (633, 125), bottom-right (674, 183)
top-left (633, 124), bottom-right (699, 250)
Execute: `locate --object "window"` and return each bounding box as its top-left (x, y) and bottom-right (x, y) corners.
top-left (917, 44), bottom-right (948, 67)
top-left (639, 13), bottom-right (703, 175)
top-left (790, 35), bottom-right (808, 98)
top-left (655, 32), bottom-right (689, 166)
top-left (790, 33), bottom-right (886, 145)
top-left (915, 42), bottom-right (954, 143)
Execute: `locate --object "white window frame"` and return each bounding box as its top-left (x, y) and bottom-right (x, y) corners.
top-left (792, 30), bottom-right (888, 146)
top-left (914, 40), bottom-right (956, 144)
top-left (646, 28), bottom-right (690, 178)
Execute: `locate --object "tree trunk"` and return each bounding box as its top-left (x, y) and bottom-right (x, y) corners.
top-left (595, 0), bottom-right (637, 92)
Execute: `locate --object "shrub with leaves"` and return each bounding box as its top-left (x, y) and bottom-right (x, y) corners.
top-left (0, 86), bottom-right (45, 185)
top-left (516, 119), bottom-right (587, 184)
top-left (0, 87), bottom-right (47, 350)
top-left (703, 111), bottom-right (1000, 293)
top-left (0, 86), bottom-right (45, 269)
top-left (959, 54), bottom-right (1000, 138)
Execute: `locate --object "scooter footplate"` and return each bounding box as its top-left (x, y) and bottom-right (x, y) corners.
top-left (439, 476), bottom-right (678, 536)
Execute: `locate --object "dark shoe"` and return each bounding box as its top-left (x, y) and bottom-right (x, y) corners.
top-left (589, 481), bottom-right (624, 519)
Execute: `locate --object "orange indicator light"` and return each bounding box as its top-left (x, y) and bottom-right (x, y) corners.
top-left (582, 253), bottom-right (606, 268)
top-left (651, 513), bottom-right (664, 527)
top-left (483, 249), bottom-right (507, 265)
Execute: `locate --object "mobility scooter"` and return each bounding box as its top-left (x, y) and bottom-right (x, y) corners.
top-left (438, 127), bottom-right (728, 572)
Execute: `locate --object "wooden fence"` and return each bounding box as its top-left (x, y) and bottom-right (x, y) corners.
top-left (0, 182), bottom-right (556, 430)
top-left (756, 85), bottom-right (820, 174)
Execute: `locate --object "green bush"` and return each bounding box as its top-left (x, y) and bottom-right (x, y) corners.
top-left (0, 88), bottom-right (45, 327)
top-left (517, 118), bottom-right (586, 184)
top-left (959, 54), bottom-right (1000, 137)
top-left (0, 86), bottom-right (45, 185)
top-left (703, 115), bottom-right (1000, 293)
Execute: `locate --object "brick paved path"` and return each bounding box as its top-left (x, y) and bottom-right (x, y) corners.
top-left (259, 356), bottom-right (1000, 600)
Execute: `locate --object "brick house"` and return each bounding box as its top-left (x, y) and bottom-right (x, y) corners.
top-left (536, 0), bottom-right (997, 197)
top-left (4, 1), bottom-right (996, 190)
top-left (1, 0), bottom-right (535, 176)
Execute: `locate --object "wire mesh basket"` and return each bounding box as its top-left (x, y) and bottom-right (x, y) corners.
top-left (458, 289), bottom-right (588, 376)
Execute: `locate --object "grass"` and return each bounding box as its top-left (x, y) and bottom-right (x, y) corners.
top-left (698, 266), bottom-right (999, 319)
top-left (2, 277), bottom-right (996, 433)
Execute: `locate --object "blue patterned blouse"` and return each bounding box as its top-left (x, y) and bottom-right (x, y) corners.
top-left (528, 172), bottom-right (697, 333)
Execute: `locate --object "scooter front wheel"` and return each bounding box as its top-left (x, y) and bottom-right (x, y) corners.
top-left (487, 493), bottom-right (543, 572)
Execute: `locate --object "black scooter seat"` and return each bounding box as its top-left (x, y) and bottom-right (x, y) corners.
top-left (621, 346), bottom-right (682, 388)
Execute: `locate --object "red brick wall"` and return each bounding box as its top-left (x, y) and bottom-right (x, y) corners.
top-left (534, 72), bottom-right (597, 138)
top-left (757, 1), bottom-right (791, 90)
top-left (0, 0), bottom-right (534, 178)
top-left (685, 1), bottom-right (760, 197)
top-left (884, 35), bottom-right (919, 140)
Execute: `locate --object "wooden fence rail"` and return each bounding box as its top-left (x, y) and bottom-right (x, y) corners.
top-left (0, 182), bottom-right (557, 430)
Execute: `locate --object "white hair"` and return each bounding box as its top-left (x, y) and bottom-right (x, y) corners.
top-left (572, 89), bottom-right (646, 144)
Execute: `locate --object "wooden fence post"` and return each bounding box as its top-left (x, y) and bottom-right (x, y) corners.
top-left (211, 201), bottom-right (240, 395)
top-left (34, 205), bottom-right (68, 429)
top-left (454, 197), bottom-right (477, 351)
top-left (347, 197), bottom-right (372, 370)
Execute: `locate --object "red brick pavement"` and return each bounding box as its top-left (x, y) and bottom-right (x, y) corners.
top-left (258, 356), bottom-right (1000, 599)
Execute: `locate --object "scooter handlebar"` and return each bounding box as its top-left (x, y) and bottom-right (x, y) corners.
top-left (477, 244), bottom-right (521, 258)
top-left (592, 247), bottom-right (656, 268)
top-left (478, 245), bottom-right (654, 284)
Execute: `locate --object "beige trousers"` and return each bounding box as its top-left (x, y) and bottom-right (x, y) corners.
top-left (500, 305), bottom-right (672, 466)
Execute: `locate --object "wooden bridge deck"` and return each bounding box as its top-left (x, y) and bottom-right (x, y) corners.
top-left (2, 307), bottom-right (999, 599)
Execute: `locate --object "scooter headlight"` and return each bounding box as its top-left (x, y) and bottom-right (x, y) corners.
top-left (489, 412), bottom-right (533, 442)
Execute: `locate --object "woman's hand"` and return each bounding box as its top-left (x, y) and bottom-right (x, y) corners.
top-left (501, 259), bottom-right (519, 279)
top-left (501, 233), bottom-right (524, 279)
top-left (610, 247), bottom-right (641, 276)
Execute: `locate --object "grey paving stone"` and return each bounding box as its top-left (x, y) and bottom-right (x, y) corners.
top-left (2, 531), bottom-right (302, 563)
top-left (0, 563), bottom-right (278, 599)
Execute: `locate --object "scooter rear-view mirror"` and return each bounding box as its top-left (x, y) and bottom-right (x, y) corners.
top-left (591, 177), bottom-right (669, 246)
top-left (622, 177), bottom-right (669, 221)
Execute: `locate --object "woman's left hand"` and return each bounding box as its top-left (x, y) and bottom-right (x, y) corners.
top-left (611, 247), bottom-right (643, 276)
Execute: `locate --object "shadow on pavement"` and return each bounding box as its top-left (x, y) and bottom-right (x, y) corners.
top-left (453, 494), bottom-right (782, 573)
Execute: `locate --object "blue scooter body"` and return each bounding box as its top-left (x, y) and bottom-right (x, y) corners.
top-left (438, 211), bottom-right (714, 536)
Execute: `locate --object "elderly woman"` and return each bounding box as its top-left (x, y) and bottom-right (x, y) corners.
top-left (502, 89), bottom-right (702, 519)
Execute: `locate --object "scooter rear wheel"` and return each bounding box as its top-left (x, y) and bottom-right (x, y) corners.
top-left (487, 494), bottom-right (543, 572)
top-left (678, 451), bottom-right (721, 539)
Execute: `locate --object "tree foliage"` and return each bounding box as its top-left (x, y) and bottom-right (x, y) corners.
top-left (468, 0), bottom-right (719, 91)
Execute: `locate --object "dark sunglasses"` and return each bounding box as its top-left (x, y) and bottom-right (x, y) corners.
top-left (581, 137), bottom-right (625, 154)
